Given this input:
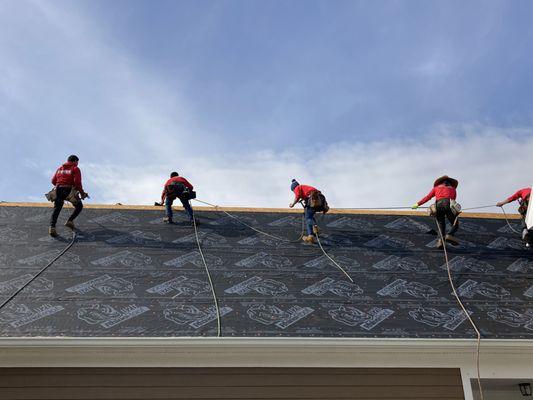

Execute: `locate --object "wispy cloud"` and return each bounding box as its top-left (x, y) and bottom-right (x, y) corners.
top-left (69, 125), bottom-right (533, 211)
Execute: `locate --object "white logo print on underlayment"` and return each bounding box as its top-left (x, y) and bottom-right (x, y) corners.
top-left (90, 251), bottom-right (152, 268)
top-left (163, 251), bottom-right (223, 268)
top-left (372, 255), bottom-right (429, 273)
top-left (172, 231), bottom-right (228, 246)
top-left (487, 308), bottom-right (533, 331)
top-left (0, 227), bottom-right (29, 243)
top-left (89, 212), bottom-right (140, 225)
top-left (235, 252), bottom-right (292, 270)
top-left (328, 306), bottom-right (394, 330)
top-left (303, 255), bottom-right (359, 270)
top-left (456, 280), bottom-right (510, 300)
top-left (0, 303), bottom-right (64, 328)
top-left (164, 305), bottom-right (233, 328)
top-left (66, 275), bottom-right (134, 296)
top-left (106, 230), bottom-right (162, 245)
top-left (246, 304), bottom-right (314, 329)
top-left (0, 276), bottom-right (53, 294)
top-left (377, 279), bottom-right (438, 299)
top-left (17, 250), bottom-right (80, 266)
top-left (77, 303), bottom-right (149, 329)
top-left (384, 217), bottom-right (430, 232)
top-left (409, 307), bottom-right (471, 331)
top-left (146, 276), bottom-right (210, 297)
top-left (225, 277), bottom-right (288, 296)
top-left (302, 277), bottom-right (363, 298)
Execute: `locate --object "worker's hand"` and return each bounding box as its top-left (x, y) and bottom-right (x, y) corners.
top-left (154, 202), bottom-right (163, 207)
top-left (81, 192), bottom-right (89, 200)
top-left (411, 203), bottom-right (419, 210)
top-left (496, 201), bottom-right (505, 207)
top-left (289, 202), bottom-right (294, 208)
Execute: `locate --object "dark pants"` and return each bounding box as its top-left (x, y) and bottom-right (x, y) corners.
top-left (50, 186), bottom-right (83, 227)
top-left (304, 205), bottom-right (317, 236)
top-left (165, 196), bottom-right (194, 221)
top-left (435, 199), bottom-right (459, 237)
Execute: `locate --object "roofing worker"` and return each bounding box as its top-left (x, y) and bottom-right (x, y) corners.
top-left (289, 179), bottom-right (329, 244)
top-left (161, 172), bottom-right (195, 224)
top-left (49, 155), bottom-right (89, 237)
top-left (497, 187), bottom-right (532, 247)
top-left (412, 175), bottom-right (460, 249)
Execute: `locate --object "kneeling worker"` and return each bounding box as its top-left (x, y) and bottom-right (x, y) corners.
top-left (412, 175), bottom-right (460, 249)
top-left (289, 179), bottom-right (329, 244)
top-left (497, 187), bottom-right (532, 247)
top-left (49, 155), bottom-right (89, 237)
top-left (161, 172), bottom-right (195, 224)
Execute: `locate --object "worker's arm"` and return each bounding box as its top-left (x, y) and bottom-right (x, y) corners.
top-left (161, 188), bottom-right (167, 204)
top-left (51, 170), bottom-right (58, 186)
top-left (182, 178), bottom-right (194, 191)
top-left (73, 167), bottom-right (88, 198)
top-left (497, 190), bottom-right (523, 207)
top-left (416, 188), bottom-right (436, 207)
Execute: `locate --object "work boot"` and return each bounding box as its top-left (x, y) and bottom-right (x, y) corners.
top-left (64, 220), bottom-right (75, 230)
top-left (49, 227), bottom-right (58, 238)
top-left (163, 217), bottom-right (173, 224)
top-left (445, 234), bottom-right (459, 246)
top-left (436, 238), bottom-right (444, 250)
top-left (302, 235), bottom-right (316, 244)
top-left (312, 225), bottom-right (320, 235)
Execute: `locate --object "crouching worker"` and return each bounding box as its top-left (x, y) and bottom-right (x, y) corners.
top-left (48, 155), bottom-right (89, 237)
top-left (497, 187), bottom-right (532, 247)
top-left (161, 172), bottom-right (196, 224)
top-left (289, 179), bottom-right (329, 244)
top-left (412, 175), bottom-right (460, 249)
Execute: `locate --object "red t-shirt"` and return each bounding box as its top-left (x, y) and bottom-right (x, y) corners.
top-left (506, 188), bottom-right (531, 203)
top-left (51, 162), bottom-right (84, 192)
top-left (292, 184), bottom-right (318, 203)
top-left (161, 176), bottom-right (193, 202)
top-left (417, 184), bottom-right (457, 206)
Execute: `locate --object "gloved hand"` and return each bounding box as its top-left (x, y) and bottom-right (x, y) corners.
top-left (496, 201), bottom-right (505, 207)
top-left (411, 203), bottom-right (419, 210)
top-left (289, 203), bottom-right (294, 208)
top-left (81, 192), bottom-right (89, 200)
top-left (154, 202), bottom-right (163, 207)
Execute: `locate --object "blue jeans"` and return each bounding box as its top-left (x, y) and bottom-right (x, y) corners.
top-left (165, 196), bottom-right (194, 221)
top-left (304, 206), bottom-right (317, 236)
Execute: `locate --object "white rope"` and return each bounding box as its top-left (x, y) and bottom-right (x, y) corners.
top-left (0, 231), bottom-right (77, 312)
top-left (499, 205), bottom-right (522, 234)
top-left (435, 217), bottom-right (484, 400)
top-left (174, 206), bottom-right (222, 337)
top-left (193, 199), bottom-right (355, 283)
top-left (315, 232), bottom-right (354, 283)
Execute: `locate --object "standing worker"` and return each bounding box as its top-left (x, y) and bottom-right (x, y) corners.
top-left (161, 172), bottom-right (196, 224)
top-left (496, 187), bottom-right (532, 247)
top-left (48, 155), bottom-right (89, 237)
top-left (289, 179), bottom-right (329, 244)
top-left (412, 175), bottom-right (461, 249)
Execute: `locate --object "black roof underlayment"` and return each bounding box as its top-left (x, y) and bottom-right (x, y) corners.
top-left (0, 205), bottom-right (532, 339)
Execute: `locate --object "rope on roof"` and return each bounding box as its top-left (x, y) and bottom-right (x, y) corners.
top-left (436, 218), bottom-right (484, 400)
top-left (0, 231), bottom-right (77, 313)
top-left (182, 206), bottom-right (222, 337)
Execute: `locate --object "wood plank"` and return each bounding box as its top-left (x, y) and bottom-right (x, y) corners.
top-left (0, 201), bottom-right (517, 219)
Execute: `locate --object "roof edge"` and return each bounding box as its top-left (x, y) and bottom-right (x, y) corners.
top-left (0, 201), bottom-right (521, 219)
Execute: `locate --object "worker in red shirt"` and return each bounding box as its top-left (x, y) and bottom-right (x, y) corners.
top-left (49, 155), bottom-right (89, 237)
top-left (412, 175), bottom-right (460, 249)
top-left (161, 172), bottom-right (195, 224)
top-left (289, 179), bottom-right (329, 244)
top-left (497, 187), bottom-right (532, 247)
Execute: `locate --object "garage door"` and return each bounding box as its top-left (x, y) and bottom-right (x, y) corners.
top-left (0, 367), bottom-right (464, 399)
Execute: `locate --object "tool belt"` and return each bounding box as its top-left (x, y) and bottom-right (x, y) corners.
top-left (66, 187), bottom-right (81, 206)
top-left (45, 188), bottom-right (57, 202)
top-left (165, 183), bottom-right (196, 201)
top-left (518, 199), bottom-right (529, 216)
top-left (429, 199), bottom-right (461, 217)
top-left (307, 190), bottom-right (329, 214)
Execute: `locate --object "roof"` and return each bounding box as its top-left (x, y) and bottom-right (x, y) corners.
top-left (0, 203), bottom-right (532, 339)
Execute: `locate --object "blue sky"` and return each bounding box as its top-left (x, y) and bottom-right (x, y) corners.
top-left (1, 0), bottom-right (533, 207)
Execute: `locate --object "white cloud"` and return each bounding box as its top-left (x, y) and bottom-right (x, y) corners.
top-left (78, 125), bottom-right (533, 211)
